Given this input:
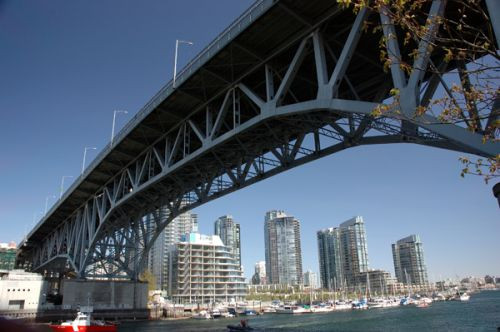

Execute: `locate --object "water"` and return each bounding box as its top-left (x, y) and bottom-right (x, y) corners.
top-left (120, 291), bottom-right (500, 331)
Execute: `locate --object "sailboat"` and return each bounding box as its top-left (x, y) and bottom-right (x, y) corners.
top-left (352, 273), bottom-right (368, 310)
top-left (400, 269), bottom-right (413, 306)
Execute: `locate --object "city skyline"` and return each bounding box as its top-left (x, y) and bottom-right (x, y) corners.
top-left (0, 0), bottom-right (498, 282)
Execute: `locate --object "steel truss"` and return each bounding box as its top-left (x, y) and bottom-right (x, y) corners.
top-left (20, 0), bottom-right (499, 279)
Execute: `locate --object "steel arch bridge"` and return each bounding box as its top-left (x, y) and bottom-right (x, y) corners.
top-left (18, 0), bottom-right (499, 279)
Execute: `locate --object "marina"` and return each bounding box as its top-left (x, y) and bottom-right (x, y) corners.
top-left (114, 290), bottom-right (500, 331)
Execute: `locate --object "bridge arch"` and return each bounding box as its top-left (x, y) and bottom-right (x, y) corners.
top-left (19, 0), bottom-right (499, 279)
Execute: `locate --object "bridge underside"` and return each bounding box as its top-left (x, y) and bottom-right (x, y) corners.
top-left (18, 0), bottom-right (499, 279)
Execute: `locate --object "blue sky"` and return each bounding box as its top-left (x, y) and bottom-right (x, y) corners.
top-left (0, 0), bottom-right (498, 281)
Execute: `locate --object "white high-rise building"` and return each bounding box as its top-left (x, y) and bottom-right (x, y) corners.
top-left (149, 210), bottom-right (198, 290)
top-left (168, 233), bottom-right (246, 304)
top-left (303, 270), bottom-right (319, 289)
top-left (255, 261), bottom-right (266, 279)
top-left (251, 261), bottom-right (267, 285)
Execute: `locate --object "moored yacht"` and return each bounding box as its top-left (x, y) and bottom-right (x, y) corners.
top-left (333, 301), bottom-right (352, 310)
top-left (192, 310), bottom-right (213, 319)
top-left (368, 298), bottom-right (388, 308)
top-left (275, 305), bottom-right (309, 314)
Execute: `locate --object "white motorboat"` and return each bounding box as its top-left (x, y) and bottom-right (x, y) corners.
top-left (311, 305), bottom-right (333, 313)
top-left (275, 305), bottom-right (309, 314)
top-left (368, 298), bottom-right (387, 308)
top-left (192, 310), bottom-right (212, 319)
top-left (211, 309), bottom-right (222, 318)
top-left (332, 301), bottom-right (352, 310)
top-left (385, 298), bottom-right (400, 307)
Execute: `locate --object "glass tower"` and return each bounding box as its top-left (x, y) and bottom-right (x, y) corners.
top-left (317, 228), bottom-right (343, 289)
top-left (339, 216), bottom-right (369, 286)
top-left (214, 215), bottom-right (241, 269)
top-left (392, 235), bottom-right (428, 286)
top-left (264, 210), bottom-right (303, 285)
top-left (317, 216), bottom-right (369, 289)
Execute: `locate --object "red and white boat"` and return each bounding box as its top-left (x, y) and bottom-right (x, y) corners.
top-left (49, 307), bottom-right (117, 332)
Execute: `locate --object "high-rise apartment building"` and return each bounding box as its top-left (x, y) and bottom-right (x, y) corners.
top-left (251, 261), bottom-right (267, 285)
top-left (264, 210), bottom-right (303, 285)
top-left (340, 216), bottom-right (369, 286)
top-left (317, 228), bottom-right (343, 289)
top-left (317, 216), bottom-right (369, 289)
top-left (149, 210), bottom-right (198, 290)
top-left (214, 215), bottom-right (241, 268)
top-left (303, 270), bottom-right (319, 289)
top-left (168, 233), bottom-right (246, 303)
top-left (392, 235), bottom-right (428, 286)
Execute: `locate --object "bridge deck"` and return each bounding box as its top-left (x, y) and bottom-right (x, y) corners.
top-left (23, 0), bottom-right (493, 256)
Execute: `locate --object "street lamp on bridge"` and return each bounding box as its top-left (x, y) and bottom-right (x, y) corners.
top-left (173, 39), bottom-right (194, 88)
top-left (32, 211), bottom-right (43, 226)
top-left (111, 110), bottom-right (128, 147)
top-left (81, 146), bottom-right (97, 175)
top-left (60, 175), bottom-right (73, 199)
top-left (44, 195), bottom-right (56, 215)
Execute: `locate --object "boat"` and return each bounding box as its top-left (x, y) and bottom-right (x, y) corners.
top-left (243, 309), bottom-right (257, 316)
top-left (192, 310), bottom-right (212, 319)
top-left (352, 298), bottom-right (368, 310)
top-left (385, 298), bottom-right (400, 307)
top-left (227, 326), bottom-right (254, 332)
top-left (419, 297), bottom-right (433, 305)
top-left (227, 319), bottom-right (253, 331)
top-left (400, 296), bottom-right (413, 306)
top-left (211, 309), bottom-right (222, 318)
top-left (49, 307), bottom-right (117, 332)
top-left (332, 301), bottom-right (352, 311)
top-left (220, 310), bottom-right (235, 318)
top-left (311, 304), bottom-right (332, 313)
top-left (262, 307), bottom-right (276, 313)
top-left (368, 298), bottom-right (388, 308)
top-left (416, 301), bottom-right (429, 308)
top-left (453, 292), bottom-right (470, 301)
top-left (275, 305), bottom-right (308, 314)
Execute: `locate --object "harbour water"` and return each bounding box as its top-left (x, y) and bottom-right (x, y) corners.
top-left (118, 290), bottom-right (500, 331)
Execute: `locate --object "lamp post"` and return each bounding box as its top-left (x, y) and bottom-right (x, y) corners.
top-left (81, 147), bottom-right (97, 175)
top-left (44, 195), bottom-right (56, 214)
top-left (32, 211), bottom-right (43, 225)
top-left (60, 175), bottom-right (73, 199)
top-left (111, 110), bottom-right (128, 146)
top-left (173, 39), bottom-right (194, 88)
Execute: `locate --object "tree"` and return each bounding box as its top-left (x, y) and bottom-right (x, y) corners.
top-left (339, 0), bottom-right (499, 182)
top-left (139, 269), bottom-right (157, 293)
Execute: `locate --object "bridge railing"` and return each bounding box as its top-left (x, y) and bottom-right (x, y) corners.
top-left (27, 0), bottom-right (276, 242)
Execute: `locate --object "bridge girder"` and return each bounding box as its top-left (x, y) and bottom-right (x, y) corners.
top-left (18, 0), bottom-right (499, 279)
